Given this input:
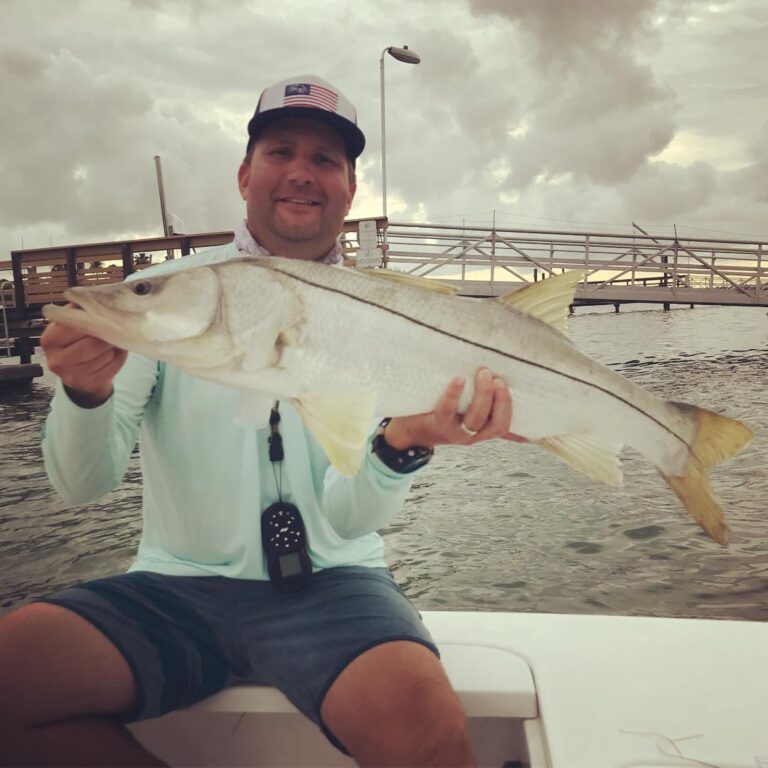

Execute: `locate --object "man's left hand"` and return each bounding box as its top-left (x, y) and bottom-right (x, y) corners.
top-left (383, 368), bottom-right (528, 450)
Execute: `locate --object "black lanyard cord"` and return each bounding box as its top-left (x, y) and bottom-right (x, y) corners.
top-left (268, 401), bottom-right (284, 500)
top-left (261, 400), bottom-right (313, 592)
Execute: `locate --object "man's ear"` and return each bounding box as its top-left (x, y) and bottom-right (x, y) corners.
top-left (237, 162), bottom-right (250, 200)
top-left (345, 181), bottom-right (357, 215)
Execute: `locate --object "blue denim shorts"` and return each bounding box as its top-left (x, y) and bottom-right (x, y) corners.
top-left (41, 567), bottom-right (438, 750)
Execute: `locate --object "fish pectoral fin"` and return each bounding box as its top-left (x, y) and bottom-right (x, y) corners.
top-left (537, 432), bottom-right (623, 486)
top-left (235, 391), bottom-right (275, 429)
top-left (365, 270), bottom-right (460, 295)
top-left (498, 270), bottom-right (585, 337)
top-left (294, 391), bottom-right (376, 477)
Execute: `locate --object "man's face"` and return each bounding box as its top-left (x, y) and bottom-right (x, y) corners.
top-left (238, 117), bottom-right (356, 260)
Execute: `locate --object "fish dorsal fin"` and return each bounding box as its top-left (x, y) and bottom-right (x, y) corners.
top-left (537, 432), bottom-right (624, 486)
top-left (294, 391), bottom-right (377, 476)
top-left (498, 271), bottom-right (585, 336)
top-left (365, 269), bottom-right (459, 295)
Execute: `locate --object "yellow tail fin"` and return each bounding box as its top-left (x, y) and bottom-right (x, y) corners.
top-left (660, 403), bottom-right (753, 545)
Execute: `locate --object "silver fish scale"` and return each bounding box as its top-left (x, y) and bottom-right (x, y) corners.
top-left (252, 257), bottom-right (695, 472)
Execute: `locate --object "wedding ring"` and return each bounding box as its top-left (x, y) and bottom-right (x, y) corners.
top-left (460, 422), bottom-right (479, 437)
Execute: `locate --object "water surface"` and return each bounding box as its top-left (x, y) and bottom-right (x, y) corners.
top-left (1, 304), bottom-right (766, 619)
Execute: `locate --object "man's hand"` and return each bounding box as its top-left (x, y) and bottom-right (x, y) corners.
top-left (383, 367), bottom-right (528, 450)
top-left (41, 315), bottom-right (127, 408)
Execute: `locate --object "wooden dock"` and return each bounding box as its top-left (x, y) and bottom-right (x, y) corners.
top-left (0, 220), bottom-right (388, 369)
top-left (0, 362), bottom-right (43, 387)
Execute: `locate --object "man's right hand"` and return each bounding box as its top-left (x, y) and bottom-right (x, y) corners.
top-left (41, 316), bottom-right (128, 408)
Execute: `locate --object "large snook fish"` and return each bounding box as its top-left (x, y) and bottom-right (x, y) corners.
top-left (43, 256), bottom-right (753, 545)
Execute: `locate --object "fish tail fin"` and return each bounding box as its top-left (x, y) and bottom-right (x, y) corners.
top-left (660, 403), bottom-right (753, 545)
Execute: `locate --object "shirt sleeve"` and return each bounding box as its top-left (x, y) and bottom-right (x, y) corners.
top-left (41, 354), bottom-right (159, 505)
top-left (319, 438), bottom-right (424, 539)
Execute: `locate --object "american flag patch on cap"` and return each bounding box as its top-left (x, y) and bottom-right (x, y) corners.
top-left (283, 83), bottom-right (339, 112)
top-left (248, 74), bottom-right (365, 158)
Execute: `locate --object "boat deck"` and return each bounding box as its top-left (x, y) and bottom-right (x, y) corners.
top-left (130, 610), bottom-right (768, 767)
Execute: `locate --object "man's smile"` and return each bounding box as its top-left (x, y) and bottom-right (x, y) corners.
top-left (277, 197), bottom-right (321, 207)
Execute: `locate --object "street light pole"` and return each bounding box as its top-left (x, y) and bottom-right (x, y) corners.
top-left (154, 155), bottom-right (170, 237)
top-left (379, 45), bottom-right (421, 255)
top-left (380, 50), bottom-right (389, 221)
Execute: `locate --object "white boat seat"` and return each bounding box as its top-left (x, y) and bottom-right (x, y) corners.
top-left (188, 642), bottom-right (538, 719)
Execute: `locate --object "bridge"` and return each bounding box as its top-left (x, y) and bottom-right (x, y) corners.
top-left (2, 220), bottom-right (766, 384)
top-left (383, 222), bottom-right (767, 308)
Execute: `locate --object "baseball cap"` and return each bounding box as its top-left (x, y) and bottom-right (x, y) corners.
top-left (247, 74), bottom-right (366, 160)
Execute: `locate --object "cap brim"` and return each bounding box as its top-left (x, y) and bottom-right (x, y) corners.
top-left (247, 107), bottom-right (365, 159)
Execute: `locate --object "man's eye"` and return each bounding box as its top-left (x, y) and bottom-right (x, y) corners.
top-left (270, 148), bottom-right (291, 157)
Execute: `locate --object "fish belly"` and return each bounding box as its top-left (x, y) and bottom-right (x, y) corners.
top-left (274, 274), bottom-right (695, 477)
top-left (277, 286), bottom-right (501, 417)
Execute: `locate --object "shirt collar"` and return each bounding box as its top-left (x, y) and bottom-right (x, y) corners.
top-left (233, 219), bottom-right (343, 266)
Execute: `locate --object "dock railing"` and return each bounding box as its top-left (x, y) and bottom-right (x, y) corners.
top-left (8, 232), bottom-right (236, 318)
top-left (6, 220), bottom-right (768, 315)
top-left (7, 217), bottom-right (389, 319)
top-left (384, 222), bottom-right (767, 305)
top-left (1, 282), bottom-right (13, 356)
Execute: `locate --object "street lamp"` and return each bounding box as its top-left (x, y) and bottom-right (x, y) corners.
top-left (380, 45), bottom-right (421, 222)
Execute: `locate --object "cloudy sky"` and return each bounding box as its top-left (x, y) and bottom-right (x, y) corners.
top-left (1, 0), bottom-right (766, 255)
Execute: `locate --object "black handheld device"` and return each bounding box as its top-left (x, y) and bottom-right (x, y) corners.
top-left (261, 500), bottom-right (312, 592)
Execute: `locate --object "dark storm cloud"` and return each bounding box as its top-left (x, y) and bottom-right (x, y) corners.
top-left (0, 46), bottom-right (151, 228)
top-left (619, 161), bottom-right (717, 221)
top-left (0, 41), bottom-right (241, 242)
top-left (470, 0), bottom-right (659, 65)
top-left (464, 0), bottom-right (683, 189)
top-left (0, 0), bottom-right (765, 252)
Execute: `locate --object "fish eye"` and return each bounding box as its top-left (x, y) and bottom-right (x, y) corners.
top-left (132, 281), bottom-right (152, 296)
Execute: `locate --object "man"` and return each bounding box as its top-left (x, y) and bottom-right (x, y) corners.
top-left (0, 75), bottom-right (512, 767)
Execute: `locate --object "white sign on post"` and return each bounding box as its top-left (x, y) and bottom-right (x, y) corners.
top-left (354, 219), bottom-right (382, 268)
top-left (357, 219), bottom-right (379, 250)
top-left (355, 248), bottom-right (383, 269)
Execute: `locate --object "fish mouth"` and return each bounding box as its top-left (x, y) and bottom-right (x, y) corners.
top-left (50, 287), bottom-right (135, 342)
top-left (65, 287), bottom-right (123, 322)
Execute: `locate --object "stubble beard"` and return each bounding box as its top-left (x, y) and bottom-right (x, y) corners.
top-left (249, 203), bottom-right (336, 259)
top-left (273, 217), bottom-right (324, 243)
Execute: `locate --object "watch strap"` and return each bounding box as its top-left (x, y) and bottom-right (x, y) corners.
top-left (371, 418), bottom-right (434, 474)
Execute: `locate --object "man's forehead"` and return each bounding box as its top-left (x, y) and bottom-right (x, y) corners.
top-left (259, 118), bottom-right (346, 152)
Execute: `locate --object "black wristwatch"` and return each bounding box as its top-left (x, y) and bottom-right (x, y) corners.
top-left (371, 418), bottom-right (434, 474)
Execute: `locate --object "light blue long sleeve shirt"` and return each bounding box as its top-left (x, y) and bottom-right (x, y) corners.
top-left (42, 242), bottom-right (417, 579)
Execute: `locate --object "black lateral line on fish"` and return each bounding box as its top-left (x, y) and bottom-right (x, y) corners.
top-left (267, 265), bottom-right (691, 451)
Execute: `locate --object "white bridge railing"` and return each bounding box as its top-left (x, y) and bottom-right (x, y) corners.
top-left (6, 223), bottom-right (768, 311)
top-left (378, 222), bottom-right (767, 305)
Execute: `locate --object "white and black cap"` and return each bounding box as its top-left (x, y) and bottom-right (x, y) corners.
top-left (247, 74), bottom-right (365, 160)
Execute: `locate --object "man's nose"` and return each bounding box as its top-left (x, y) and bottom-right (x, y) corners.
top-left (284, 154), bottom-right (315, 184)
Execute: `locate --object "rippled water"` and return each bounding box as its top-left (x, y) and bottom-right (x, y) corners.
top-left (1, 304), bottom-right (767, 619)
